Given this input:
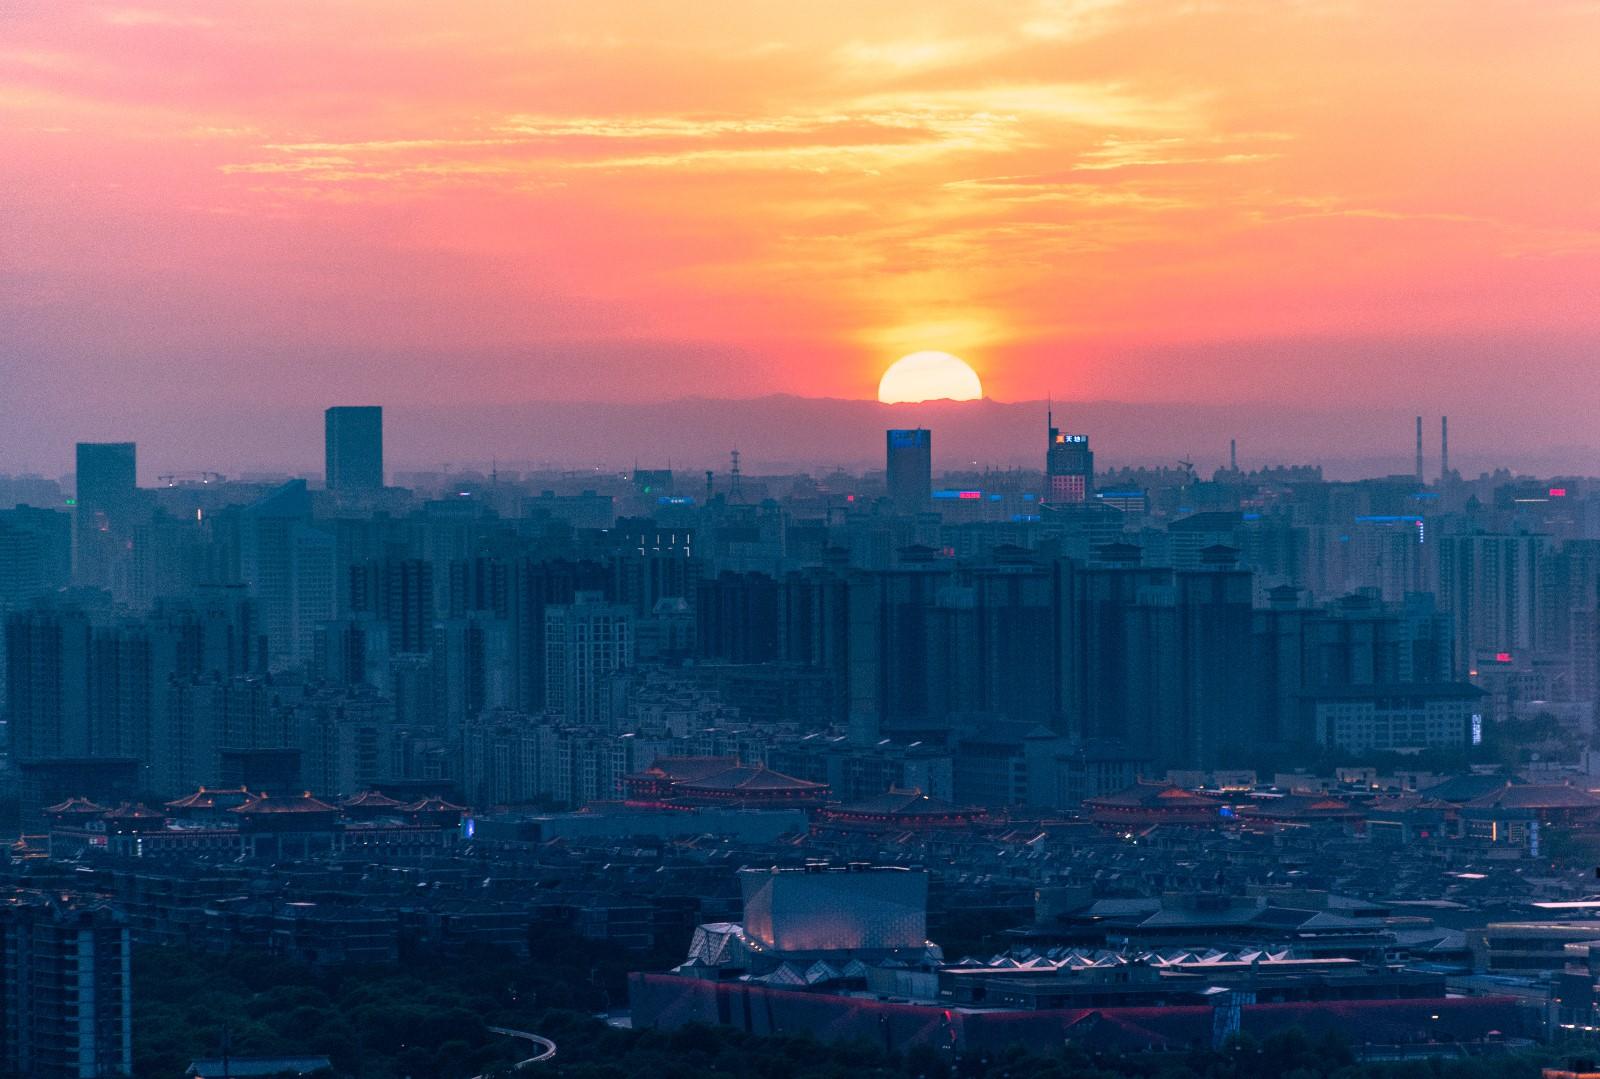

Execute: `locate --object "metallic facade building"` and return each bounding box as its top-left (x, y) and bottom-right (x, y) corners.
top-left (739, 865), bottom-right (927, 953)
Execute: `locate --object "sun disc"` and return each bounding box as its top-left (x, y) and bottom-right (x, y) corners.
top-left (877, 351), bottom-right (983, 404)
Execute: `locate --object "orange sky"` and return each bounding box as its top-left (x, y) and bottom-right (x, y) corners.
top-left (4, 1), bottom-right (1600, 448)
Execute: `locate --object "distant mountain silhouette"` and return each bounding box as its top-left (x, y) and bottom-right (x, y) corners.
top-left (24, 395), bottom-right (1592, 482)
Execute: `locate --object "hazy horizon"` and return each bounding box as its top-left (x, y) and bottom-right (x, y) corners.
top-left (6, 2), bottom-right (1600, 471)
top-left (4, 393), bottom-right (1593, 485)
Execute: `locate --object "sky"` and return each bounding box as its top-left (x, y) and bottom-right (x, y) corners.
top-left (4, 1), bottom-right (1600, 472)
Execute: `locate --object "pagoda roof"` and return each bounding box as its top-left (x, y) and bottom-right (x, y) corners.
top-left (629, 756), bottom-right (740, 783)
top-left (830, 788), bottom-right (972, 818)
top-left (43, 797), bottom-right (108, 816)
top-left (340, 790), bottom-right (404, 809)
top-left (1085, 783), bottom-right (1223, 810)
top-left (401, 797), bottom-right (468, 813)
top-left (166, 787), bottom-right (255, 810)
top-left (1239, 794), bottom-right (1361, 818)
top-left (1464, 783), bottom-right (1600, 811)
top-left (103, 802), bottom-right (165, 819)
top-left (677, 764), bottom-right (825, 793)
top-left (1419, 772), bottom-right (1523, 802)
top-left (230, 793), bottom-right (338, 815)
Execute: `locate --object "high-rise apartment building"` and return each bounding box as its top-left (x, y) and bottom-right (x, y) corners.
top-left (544, 591), bottom-right (634, 725)
top-left (1437, 532), bottom-right (1548, 671)
top-left (0, 896), bottom-right (133, 1079)
top-left (239, 480), bottom-right (336, 669)
top-left (886, 429), bottom-right (932, 515)
top-left (324, 406), bottom-right (384, 491)
top-left (349, 557), bottom-right (435, 653)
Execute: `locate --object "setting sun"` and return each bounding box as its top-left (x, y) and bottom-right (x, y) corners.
top-left (877, 352), bottom-right (983, 404)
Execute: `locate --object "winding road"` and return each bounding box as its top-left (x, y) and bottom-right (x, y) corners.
top-left (469, 1026), bottom-right (556, 1077)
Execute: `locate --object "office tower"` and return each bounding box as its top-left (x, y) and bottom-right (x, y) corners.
top-left (886, 428), bottom-right (932, 514)
top-left (72, 441), bottom-right (138, 592)
top-left (239, 480), bottom-right (337, 669)
top-left (1044, 411), bottom-right (1093, 505)
top-left (0, 896), bottom-right (133, 1079)
top-left (324, 405), bottom-right (384, 490)
top-left (544, 591), bottom-right (634, 725)
top-left (1438, 532), bottom-right (1548, 671)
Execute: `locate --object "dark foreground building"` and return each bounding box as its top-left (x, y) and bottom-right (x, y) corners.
top-left (0, 894), bottom-right (132, 1079)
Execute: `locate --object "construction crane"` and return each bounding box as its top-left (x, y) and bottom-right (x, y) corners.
top-left (157, 471), bottom-right (225, 487)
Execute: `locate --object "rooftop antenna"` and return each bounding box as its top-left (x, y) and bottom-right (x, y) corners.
top-left (729, 449), bottom-right (744, 502)
top-left (705, 469), bottom-right (714, 502)
top-left (1229, 439), bottom-right (1237, 472)
top-left (1441, 416), bottom-right (1449, 481)
top-left (1415, 416), bottom-right (1424, 482)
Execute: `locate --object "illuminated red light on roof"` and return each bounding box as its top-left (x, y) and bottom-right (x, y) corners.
top-left (958, 490), bottom-right (981, 500)
top-left (1495, 652), bottom-right (1512, 662)
top-left (1551, 488), bottom-right (1568, 497)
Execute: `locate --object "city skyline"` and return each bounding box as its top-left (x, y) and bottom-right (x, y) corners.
top-left (6, 1), bottom-right (1600, 470)
top-left (12, 6), bottom-right (1600, 1076)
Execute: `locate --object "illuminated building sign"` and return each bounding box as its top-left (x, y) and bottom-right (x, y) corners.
top-left (888, 429), bottom-right (931, 449)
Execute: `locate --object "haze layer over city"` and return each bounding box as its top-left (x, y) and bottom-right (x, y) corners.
top-left (5, 4), bottom-right (1600, 1079)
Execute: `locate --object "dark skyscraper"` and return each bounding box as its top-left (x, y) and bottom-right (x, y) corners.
top-left (1044, 411), bottom-right (1093, 505)
top-left (886, 428), bottom-right (932, 514)
top-left (73, 441), bottom-right (137, 590)
top-left (324, 405), bottom-right (384, 490)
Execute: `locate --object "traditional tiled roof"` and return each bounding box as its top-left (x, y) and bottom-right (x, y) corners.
top-left (340, 790), bottom-right (404, 809)
top-left (1419, 773), bottom-right (1523, 803)
top-left (165, 787), bottom-right (255, 810)
top-left (677, 764), bottom-right (826, 793)
top-left (43, 797), bottom-right (108, 816)
top-left (1239, 794), bottom-right (1362, 819)
top-left (1085, 783), bottom-right (1223, 810)
top-left (401, 797), bottom-right (468, 813)
top-left (102, 802), bottom-right (164, 819)
top-left (231, 793), bottom-right (339, 815)
top-left (629, 756), bottom-right (740, 784)
top-left (829, 788), bottom-right (971, 818)
top-left (1464, 783), bottom-right (1600, 810)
